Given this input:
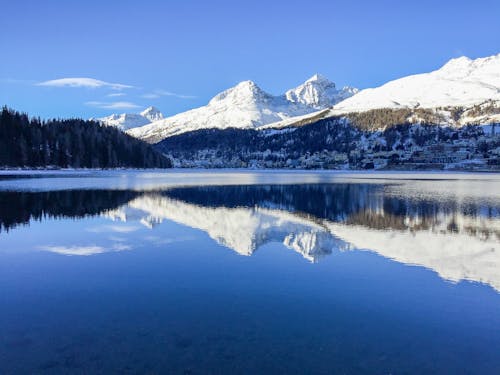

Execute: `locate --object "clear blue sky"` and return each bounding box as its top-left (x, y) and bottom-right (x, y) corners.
top-left (1, 0), bottom-right (499, 119)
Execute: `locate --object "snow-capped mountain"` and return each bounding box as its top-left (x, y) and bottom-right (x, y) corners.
top-left (258, 53), bottom-right (500, 130)
top-left (128, 75), bottom-right (356, 143)
top-left (332, 53), bottom-right (500, 113)
top-left (140, 106), bottom-right (164, 122)
top-left (286, 74), bottom-right (358, 109)
top-left (96, 106), bottom-right (164, 131)
top-left (118, 53), bottom-right (500, 142)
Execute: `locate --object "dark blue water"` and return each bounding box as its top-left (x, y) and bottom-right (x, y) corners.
top-left (0, 171), bottom-right (499, 374)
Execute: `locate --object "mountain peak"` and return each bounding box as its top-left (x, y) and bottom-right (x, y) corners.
top-left (285, 74), bottom-right (357, 109)
top-left (97, 106), bottom-right (163, 130)
top-left (438, 56), bottom-right (473, 75)
top-left (128, 75), bottom-right (358, 142)
top-left (232, 80), bottom-right (265, 94)
top-left (209, 80), bottom-right (270, 104)
top-left (444, 55), bottom-right (472, 65)
top-left (237, 79), bottom-right (258, 87)
top-left (436, 53), bottom-right (500, 80)
top-left (334, 52), bottom-right (500, 112)
top-left (140, 106), bottom-right (164, 122)
top-left (305, 73), bottom-right (332, 84)
top-left (141, 105), bottom-right (160, 114)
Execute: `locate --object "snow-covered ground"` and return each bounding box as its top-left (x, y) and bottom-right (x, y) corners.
top-left (332, 53), bottom-right (500, 113)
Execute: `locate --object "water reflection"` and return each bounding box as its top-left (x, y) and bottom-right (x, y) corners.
top-left (0, 189), bottom-right (139, 233)
top-left (0, 182), bottom-right (499, 290)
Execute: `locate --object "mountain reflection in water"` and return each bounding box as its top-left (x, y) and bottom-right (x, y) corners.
top-left (1, 181), bottom-right (498, 291)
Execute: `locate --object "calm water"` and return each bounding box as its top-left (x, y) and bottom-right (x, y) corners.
top-left (0, 170), bottom-right (499, 374)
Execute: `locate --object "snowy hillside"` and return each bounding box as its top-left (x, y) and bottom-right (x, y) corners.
top-left (258, 53), bottom-right (500, 131)
top-left (96, 106), bottom-right (164, 131)
top-left (128, 75), bottom-right (356, 143)
top-left (332, 53), bottom-right (500, 113)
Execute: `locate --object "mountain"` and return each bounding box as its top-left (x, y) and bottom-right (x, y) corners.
top-left (96, 106), bottom-right (164, 131)
top-left (129, 53), bottom-right (500, 144)
top-left (285, 74), bottom-right (358, 109)
top-left (257, 53), bottom-right (500, 131)
top-left (332, 53), bottom-right (500, 113)
top-left (141, 106), bottom-right (164, 122)
top-left (128, 75), bottom-right (357, 143)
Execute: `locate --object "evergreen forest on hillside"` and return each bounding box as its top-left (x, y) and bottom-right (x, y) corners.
top-left (0, 107), bottom-right (171, 169)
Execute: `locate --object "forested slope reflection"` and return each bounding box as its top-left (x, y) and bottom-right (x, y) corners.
top-left (136, 183), bottom-right (498, 290)
top-left (163, 184), bottom-right (499, 237)
top-left (0, 189), bottom-right (139, 232)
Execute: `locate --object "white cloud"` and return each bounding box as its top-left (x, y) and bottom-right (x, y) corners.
top-left (142, 89), bottom-right (196, 100)
top-left (39, 245), bottom-right (105, 256)
top-left (85, 101), bottom-right (141, 110)
top-left (107, 92), bottom-right (126, 97)
top-left (141, 93), bottom-right (161, 99)
top-left (86, 224), bottom-right (141, 233)
top-left (39, 243), bottom-right (132, 256)
top-left (111, 243), bottom-right (132, 251)
top-left (37, 77), bottom-right (133, 90)
top-left (108, 236), bottom-right (128, 242)
top-left (144, 235), bottom-right (195, 245)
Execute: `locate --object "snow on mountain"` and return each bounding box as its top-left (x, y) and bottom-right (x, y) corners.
top-left (332, 53), bottom-right (500, 113)
top-left (140, 106), bottom-right (164, 122)
top-left (259, 53), bottom-right (500, 130)
top-left (128, 76), bottom-right (356, 143)
top-left (285, 74), bottom-right (358, 109)
top-left (121, 53), bottom-right (500, 141)
top-left (95, 113), bottom-right (150, 131)
top-left (96, 106), bottom-right (164, 131)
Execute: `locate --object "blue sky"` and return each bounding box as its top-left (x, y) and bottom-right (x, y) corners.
top-left (1, 0), bottom-right (499, 119)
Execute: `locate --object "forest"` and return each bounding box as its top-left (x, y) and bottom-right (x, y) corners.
top-left (0, 107), bottom-right (171, 168)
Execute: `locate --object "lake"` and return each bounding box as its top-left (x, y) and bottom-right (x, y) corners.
top-left (0, 170), bottom-right (499, 374)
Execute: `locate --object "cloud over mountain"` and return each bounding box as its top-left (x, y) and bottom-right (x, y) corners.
top-left (37, 77), bottom-right (133, 90)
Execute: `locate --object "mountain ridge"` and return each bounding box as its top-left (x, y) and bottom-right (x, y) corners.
top-left (127, 75), bottom-right (356, 143)
top-left (331, 53), bottom-right (500, 113)
top-left (107, 53), bottom-right (499, 143)
top-left (96, 106), bottom-right (164, 131)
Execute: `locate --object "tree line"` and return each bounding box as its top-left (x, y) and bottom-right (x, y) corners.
top-left (0, 189), bottom-right (141, 233)
top-left (0, 107), bottom-right (171, 168)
